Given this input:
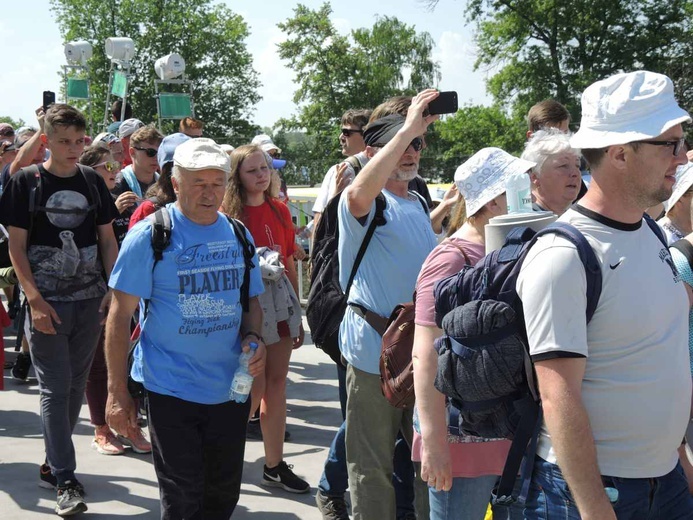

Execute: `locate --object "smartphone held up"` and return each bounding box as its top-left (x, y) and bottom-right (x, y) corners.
top-left (427, 91), bottom-right (458, 116)
top-left (42, 91), bottom-right (56, 112)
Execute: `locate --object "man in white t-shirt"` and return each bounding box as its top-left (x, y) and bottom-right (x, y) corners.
top-left (518, 71), bottom-right (693, 519)
top-left (312, 108), bottom-right (372, 232)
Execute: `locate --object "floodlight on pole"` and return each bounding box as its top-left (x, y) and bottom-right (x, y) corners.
top-left (64, 41), bottom-right (93, 66)
top-left (154, 53), bottom-right (186, 80)
top-left (105, 37), bottom-right (135, 63)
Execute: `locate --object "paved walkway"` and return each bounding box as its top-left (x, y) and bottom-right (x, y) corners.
top-left (0, 321), bottom-right (342, 519)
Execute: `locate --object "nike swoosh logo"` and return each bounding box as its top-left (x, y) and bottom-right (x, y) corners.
top-left (265, 473), bottom-right (281, 482)
top-left (609, 260), bottom-right (623, 270)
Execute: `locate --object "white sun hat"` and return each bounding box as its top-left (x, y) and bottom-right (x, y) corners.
top-left (571, 71), bottom-right (691, 150)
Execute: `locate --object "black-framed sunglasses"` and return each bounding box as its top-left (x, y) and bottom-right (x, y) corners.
top-left (638, 137), bottom-right (685, 156)
top-left (134, 146), bottom-right (158, 157)
top-left (409, 137), bottom-right (424, 152)
top-left (341, 128), bottom-right (364, 137)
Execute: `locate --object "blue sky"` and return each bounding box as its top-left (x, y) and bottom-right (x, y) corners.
top-left (1, 0), bottom-right (491, 129)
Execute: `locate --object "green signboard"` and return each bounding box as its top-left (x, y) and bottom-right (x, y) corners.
top-left (111, 71), bottom-right (127, 98)
top-left (159, 93), bottom-right (192, 119)
top-left (66, 78), bottom-right (89, 100)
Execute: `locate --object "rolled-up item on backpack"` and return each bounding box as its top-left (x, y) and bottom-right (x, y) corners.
top-left (484, 211), bottom-right (556, 254)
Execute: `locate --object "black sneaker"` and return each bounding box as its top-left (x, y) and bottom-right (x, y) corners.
top-left (316, 489), bottom-right (349, 519)
top-left (261, 461), bottom-right (310, 494)
top-left (55, 481), bottom-right (87, 517)
top-left (11, 351), bottom-right (31, 381)
top-left (39, 464), bottom-right (85, 495)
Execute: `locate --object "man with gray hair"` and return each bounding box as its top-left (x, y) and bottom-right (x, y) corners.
top-left (518, 71), bottom-right (693, 518)
top-left (105, 138), bottom-right (266, 518)
top-left (521, 128), bottom-right (582, 215)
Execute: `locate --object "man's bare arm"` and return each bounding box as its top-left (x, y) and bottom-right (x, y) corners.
top-left (535, 357), bottom-right (616, 520)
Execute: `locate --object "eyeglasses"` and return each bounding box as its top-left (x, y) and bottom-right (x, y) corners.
top-left (134, 146), bottom-right (158, 157)
top-left (268, 150), bottom-right (281, 159)
top-left (93, 161), bottom-right (121, 172)
top-left (638, 138), bottom-right (685, 156)
top-left (341, 128), bottom-right (364, 137)
top-left (408, 137), bottom-right (424, 152)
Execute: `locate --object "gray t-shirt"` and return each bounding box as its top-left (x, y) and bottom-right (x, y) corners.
top-left (517, 205), bottom-right (691, 478)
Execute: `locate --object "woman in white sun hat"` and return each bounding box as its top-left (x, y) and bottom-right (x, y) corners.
top-left (412, 147), bottom-right (534, 520)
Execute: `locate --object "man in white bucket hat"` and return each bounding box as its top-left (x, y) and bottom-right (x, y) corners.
top-left (518, 71), bottom-right (693, 519)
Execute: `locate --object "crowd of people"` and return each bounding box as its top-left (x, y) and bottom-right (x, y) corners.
top-left (2, 69), bottom-right (693, 520)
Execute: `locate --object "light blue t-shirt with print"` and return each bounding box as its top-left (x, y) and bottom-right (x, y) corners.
top-left (338, 189), bottom-right (437, 374)
top-left (109, 203), bottom-right (264, 405)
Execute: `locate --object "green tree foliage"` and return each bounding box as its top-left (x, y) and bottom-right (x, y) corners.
top-left (50, 0), bottom-right (261, 142)
top-left (429, 105), bottom-right (526, 180)
top-left (428, 0), bottom-right (690, 120)
top-left (277, 2), bottom-right (441, 183)
top-left (0, 116), bottom-right (26, 129)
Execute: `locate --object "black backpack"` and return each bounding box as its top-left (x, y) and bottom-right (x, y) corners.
top-left (127, 206), bottom-right (256, 400)
top-left (307, 190), bottom-right (386, 365)
top-left (432, 215), bottom-right (666, 506)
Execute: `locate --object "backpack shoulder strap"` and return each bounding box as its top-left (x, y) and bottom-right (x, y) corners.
top-left (643, 212), bottom-right (668, 247)
top-left (75, 164), bottom-right (101, 212)
top-left (344, 155), bottom-right (362, 177)
top-left (150, 207), bottom-right (172, 264)
top-left (26, 164), bottom-right (42, 241)
top-left (534, 222), bottom-right (602, 323)
top-left (408, 190), bottom-right (430, 215)
top-left (226, 216), bottom-right (255, 313)
top-left (671, 238), bottom-right (693, 269)
top-left (345, 194), bottom-right (387, 298)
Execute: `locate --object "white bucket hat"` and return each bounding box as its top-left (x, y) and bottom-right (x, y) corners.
top-left (571, 71), bottom-right (691, 149)
top-left (664, 162), bottom-right (693, 212)
top-left (173, 138), bottom-right (231, 173)
top-left (454, 148), bottom-right (535, 217)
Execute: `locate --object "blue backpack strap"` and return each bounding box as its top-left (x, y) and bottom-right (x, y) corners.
top-left (533, 222), bottom-right (602, 323)
top-left (498, 226), bottom-right (536, 263)
top-left (643, 212), bottom-right (667, 247)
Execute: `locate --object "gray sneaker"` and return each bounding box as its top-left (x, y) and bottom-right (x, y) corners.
top-left (55, 481), bottom-right (87, 517)
top-left (316, 489), bottom-right (349, 519)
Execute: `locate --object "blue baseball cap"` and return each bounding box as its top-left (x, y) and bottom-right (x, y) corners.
top-left (158, 132), bottom-right (191, 169)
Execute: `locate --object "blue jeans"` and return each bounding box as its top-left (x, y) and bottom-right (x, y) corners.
top-left (318, 365), bottom-right (417, 519)
top-left (525, 456), bottom-right (693, 520)
top-left (429, 474), bottom-right (498, 520)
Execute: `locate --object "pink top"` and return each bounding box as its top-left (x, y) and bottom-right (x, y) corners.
top-left (412, 234), bottom-right (511, 478)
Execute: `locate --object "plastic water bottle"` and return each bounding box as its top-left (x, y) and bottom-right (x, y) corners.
top-left (505, 170), bottom-right (533, 214)
top-left (229, 342), bottom-right (258, 403)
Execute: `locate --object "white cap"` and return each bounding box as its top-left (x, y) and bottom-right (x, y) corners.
top-left (118, 118), bottom-right (144, 139)
top-left (220, 144), bottom-right (235, 154)
top-left (454, 148), bottom-right (535, 217)
top-left (571, 71), bottom-right (691, 149)
top-left (173, 138), bottom-right (231, 173)
top-left (251, 134), bottom-right (281, 154)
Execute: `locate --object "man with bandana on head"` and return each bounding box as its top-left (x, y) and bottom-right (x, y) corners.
top-left (337, 89), bottom-right (440, 520)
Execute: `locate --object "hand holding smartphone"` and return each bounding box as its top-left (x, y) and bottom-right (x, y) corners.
top-left (427, 91), bottom-right (458, 115)
top-left (42, 91), bottom-right (56, 112)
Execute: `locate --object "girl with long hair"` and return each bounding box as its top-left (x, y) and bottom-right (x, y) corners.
top-left (221, 144), bottom-right (309, 494)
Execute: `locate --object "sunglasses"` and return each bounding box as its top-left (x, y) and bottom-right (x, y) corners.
top-left (94, 161), bottom-right (121, 172)
top-left (408, 137), bottom-right (424, 152)
top-left (341, 128), bottom-right (364, 137)
top-left (638, 137), bottom-right (685, 156)
top-left (134, 146), bottom-right (158, 157)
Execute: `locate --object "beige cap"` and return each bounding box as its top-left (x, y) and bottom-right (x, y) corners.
top-left (173, 138), bottom-right (231, 173)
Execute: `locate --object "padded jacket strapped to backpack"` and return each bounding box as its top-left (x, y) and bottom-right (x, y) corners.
top-left (432, 214), bottom-right (666, 506)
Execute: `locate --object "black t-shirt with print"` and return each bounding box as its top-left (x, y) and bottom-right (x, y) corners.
top-left (0, 164), bottom-right (118, 301)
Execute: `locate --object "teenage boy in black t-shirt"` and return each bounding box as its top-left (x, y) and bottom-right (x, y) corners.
top-left (0, 104), bottom-right (118, 517)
